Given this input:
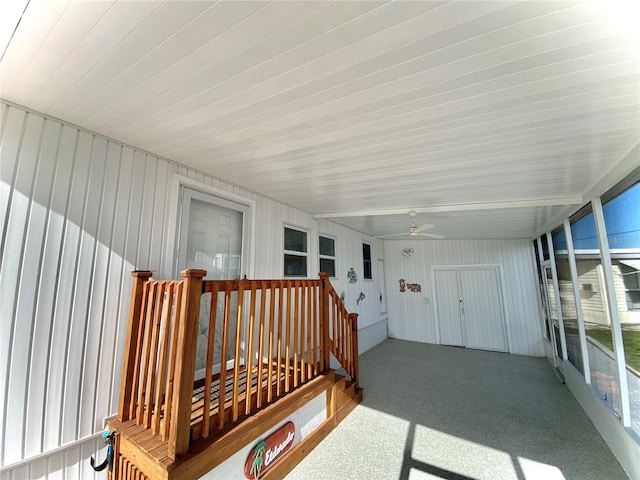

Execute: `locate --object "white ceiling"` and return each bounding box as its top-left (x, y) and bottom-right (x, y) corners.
top-left (1, 0), bottom-right (638, 240)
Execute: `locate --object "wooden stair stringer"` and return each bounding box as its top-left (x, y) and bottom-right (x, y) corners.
top-left (333, 374), bottom-right (364, 426)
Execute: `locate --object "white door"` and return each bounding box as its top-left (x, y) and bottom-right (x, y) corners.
top-left (176, 187), bottom-right (249, 377)
top-left (434, 269), bottom-right (465, 346)
top-left (177, 188), bottom-right (246, 280)
top-left (434, 266), bottom-right (508, 352)
top-left (460, 268), bottom-right (508, 352)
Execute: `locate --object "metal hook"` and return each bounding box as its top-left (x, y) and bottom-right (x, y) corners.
top-left (90, 430), bottom-right (115, 472)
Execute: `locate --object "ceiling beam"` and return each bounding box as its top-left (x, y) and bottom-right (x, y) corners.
top-left (313, 196), bottom-right (583, 218)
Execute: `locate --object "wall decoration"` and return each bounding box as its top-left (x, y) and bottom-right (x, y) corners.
top-left (356, 292), bottom-right (366, 305)
top-left (347, 268), bottom-right (357, 283)
top-left (399, 279), bottom-right (421, 293)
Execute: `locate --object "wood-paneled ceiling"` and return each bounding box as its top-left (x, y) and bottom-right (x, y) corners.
top-left (1, 0), bottom-right (638, 240)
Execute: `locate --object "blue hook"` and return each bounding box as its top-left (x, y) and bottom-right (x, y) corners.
top-left (90, 430), bottom-right (115, 472)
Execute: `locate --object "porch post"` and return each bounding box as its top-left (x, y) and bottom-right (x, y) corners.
top-left (168, 269), bottom-right (206, 460)
top-left (319, 272), bottom-right (331, 372)
top-left (118, 270), bottom-right (153, 422)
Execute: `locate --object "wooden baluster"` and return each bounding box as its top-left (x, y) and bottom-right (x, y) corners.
top-left (299, 282), bottom-right (306, 384)
top-left (144, 283), bottom-right (164, 428)
top-left (257, 281), bottom-right (267, 408)
top-left (217, 284), bottom-right (232, 430)
top-left (168, 269), bottom-right (205, 461)
top-left (245, 282), bottom-right (257, 415)
top-left (152, 282), bottom-right (171, 435)
top-left (118, 271), bottom-right (152, 422)
top-left (345, 314), bottom-right (351, 378)
top-left (231, 280), bottom-right (245, 422)
top-left (203, 281), bottom-right (218, 438)
top-left (284, 281), bottom-right (292, 393)
top-left (306, 283), bottom-right (312, 379)
top-left (277, 285), bottom-right (284, 396)
top-left (293, 281), bottom-right (300, 388)
top-left (333, 301), bottom-right (339, 362)
top-left (267, 282), bottom-right (276, 402)
top-left (318, 273), bottom-right (330, 372)
top-left (349, 313), bottom-right (360, 389)
top-left (130, 282), bottom-right (150, 421)
top-left (342, 305), bottom-right (347, 364)
top-left (314, 284), bottom-right (319, 374)
top-left (163, 282), bottom-right (183, 440)
top-left (137, 282), bottom-right (157, 424)
top-left (335, 295), bottom-right (340, 361)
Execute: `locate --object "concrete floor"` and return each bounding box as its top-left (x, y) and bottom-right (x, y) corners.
top-left (285, 339), bottom-right (629, 480)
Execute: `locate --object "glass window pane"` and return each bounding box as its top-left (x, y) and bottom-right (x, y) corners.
top-left (553, 230), bottom-right (582, 374)
top-left (363, 243), bottom-right (372, 279)
top-left (571, 211), bottom-right (621, 418)
top-left (541, 234), bottom-right (550, 260)
top-left (534, 240), bottom-right (551, 340)
top-left (544, 267), bottom-right (562, 359)
top-left (319, 236), bottom-right (335, 256)
top-left (284, 254), bottom-right (307, 277)
top-left (320, 258), bottom-right (336, 278)
top-left (602, 181), bottom-right (640, 436)
top-left (284, 227), bottom-right (307, 252)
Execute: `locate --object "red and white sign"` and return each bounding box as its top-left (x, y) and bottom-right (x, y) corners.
top-left (244, 421), bottom-right (295, 479)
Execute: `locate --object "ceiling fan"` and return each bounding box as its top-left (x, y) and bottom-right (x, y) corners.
top-left (376, 211), bottom-right (444, 239)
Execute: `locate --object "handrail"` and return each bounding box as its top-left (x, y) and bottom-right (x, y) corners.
top-left (320, 273), bottom-right (360, 388)
top-left (116, 271), bottom-right (357, 461)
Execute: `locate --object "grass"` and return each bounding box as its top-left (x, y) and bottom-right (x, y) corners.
top-left (586, 328), bottom-right (640, 373)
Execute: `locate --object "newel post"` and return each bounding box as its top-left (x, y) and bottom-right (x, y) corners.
top-left (169, 269), bottom-right (206, 460)
top-left (118, 271), bottom-right (153, 422)
top-left (318, 272), bottom-right (331, 372)
top-left (349, 313), bottom-right (360, 390)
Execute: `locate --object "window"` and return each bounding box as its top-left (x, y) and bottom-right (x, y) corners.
top-left (362, 242), bottom-right (372, 280)
top-left (319, 235), bottom-right (336, 277)
top-left (284, 226), bottom-right (307, 277)
top-left (552, 229), bottom-right (582, 374)
top-left (571, 207), bottom-right (621, 417)
top-left (619, 263), bottom-right (639, 310)
top-left (602, 179), bottom-right (640, 436)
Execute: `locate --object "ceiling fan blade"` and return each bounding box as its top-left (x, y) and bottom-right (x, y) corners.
top-left (417, 232), bottom-right (444, 239)
top-left (413, 223), bottom-right (434, 233)
top-left (376, 232), bottom-right (411, 238)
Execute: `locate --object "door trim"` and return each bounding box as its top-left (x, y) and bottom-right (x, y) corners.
top-left (165, 174), bottom-right (256, 279)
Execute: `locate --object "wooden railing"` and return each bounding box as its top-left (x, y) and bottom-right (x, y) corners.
top-left (321, 273), bottom-right (359, 388)
top-left (116, 270), bottom-right (359, 461)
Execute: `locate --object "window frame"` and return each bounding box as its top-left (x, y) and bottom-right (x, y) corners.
top-left (283, 225), bottom-right (309, 278)
top-left (319, 234), bottom-right (337, 278)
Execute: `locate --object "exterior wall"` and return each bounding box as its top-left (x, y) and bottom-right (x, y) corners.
top-left (384, 239), bottom-right (544, 356)
top-left (0, 102), bottom-right (386, 474)
top-left (0, 435), bottom-right (106, 480)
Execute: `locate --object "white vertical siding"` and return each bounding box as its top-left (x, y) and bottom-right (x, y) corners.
top-left (0, 102), bottom-right (387, 475)
top-left (384, 239), bottom-right (544, 356)
top-left (0, 435), bottom-right (107, 480)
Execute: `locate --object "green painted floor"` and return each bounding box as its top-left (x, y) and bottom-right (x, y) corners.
top-left (285, 339), bottom-right (629, 480)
